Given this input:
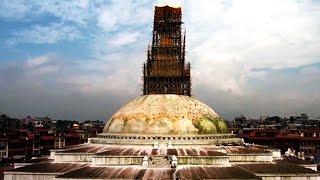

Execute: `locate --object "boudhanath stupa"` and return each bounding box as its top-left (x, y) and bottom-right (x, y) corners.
top-left (5, 5), bottom-right (320, 180)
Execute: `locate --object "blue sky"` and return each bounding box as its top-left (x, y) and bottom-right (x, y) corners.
top-left (0, 0), bottom-right (320, 121)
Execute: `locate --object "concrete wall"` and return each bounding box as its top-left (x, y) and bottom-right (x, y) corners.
top-left (4, 172), bottom-right (58, 180)
top-left (92, 156), bottom-right (143, 166)
top-left (49, 151), bottom-right (56, 159)
top-left (228, 153), bottom-right (273, 163)
top-left (56, 179), bottom-right (105, 180)
top-left (178, 156), bottom-right (230, 165)
top-left (269, 149), bottom-right (282, 159)
top-left (54, 153), bottom-right (94, 162)
top-left (258, 174), bottom-right (320, 180)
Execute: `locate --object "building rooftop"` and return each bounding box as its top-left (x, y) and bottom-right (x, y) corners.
top-left (177, 166), bottom-right (260, 179)
top-left (279, 156), bottom-right (315, 165)
top-left (57, 166), bottom-right (260, 179)
top-left (59, 144), bottom-right (104, 153)
top-left (238, 163), bottom-right (318, 174)
top-left (8, 162), bottom-right (87, 174)
top-left (223, 146), bottom-right (269, 154)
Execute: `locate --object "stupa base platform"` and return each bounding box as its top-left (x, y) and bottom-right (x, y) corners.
top-left (48, 141), bottom-right (279, 166)
top-left (5, 142), bottom-right (319, 180)
top-left (91, 133), bottom-right (243, 146)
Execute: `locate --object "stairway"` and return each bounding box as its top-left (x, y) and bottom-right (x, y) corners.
top-left (150, 156), bottom-right (171, 168)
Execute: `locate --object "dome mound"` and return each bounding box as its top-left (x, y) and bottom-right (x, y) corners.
top-left (103, 95), bottom-right (228, 135)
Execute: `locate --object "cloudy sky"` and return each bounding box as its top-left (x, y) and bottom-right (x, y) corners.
top-left (0, 0), bottom-right (320, 121)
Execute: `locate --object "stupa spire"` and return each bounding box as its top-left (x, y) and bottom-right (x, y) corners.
top-left (143, 6), bottom-right (191, 96)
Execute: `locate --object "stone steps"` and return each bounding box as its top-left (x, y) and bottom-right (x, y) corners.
top-left (150, 156), bottom-right (171, 168)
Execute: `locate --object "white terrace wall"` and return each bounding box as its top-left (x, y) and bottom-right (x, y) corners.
top-left (54, 153), bottom-right (94, 162)
top-left (177, 156), bottom-right (230, 166)
top-left (259, 174), bottom-right (319, 180)
top-left (4, 172), bottom-right (58, 180)
top-left (92, 156), bottom-right (143, 166)
top-left (228, 153), bottom-right (273, 163)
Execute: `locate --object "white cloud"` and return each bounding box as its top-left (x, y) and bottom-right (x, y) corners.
top-left (25, 55), bottom-right (61, 77)
top-left (27, 55), bottom-right (52, 68)
top-left (0, 0), bottom-right (91, 25)
top-left (98, 10), bottom-right (118, 31)
top-left (32, 0), bottom-right (91, 25)
top-left (0, 0), bottom-right (29, 20)
top-left (60, 68), bottom-right (138, 95)
top-left (3, 0), bottom-right (153, 46)
top-left (156, 0), bottom-right (184, 7)
top-left (1, 0), bottom-right (320, 120)
top-left (97, 0), bottom-right (153, 31)
top-left (7, 23), bottom-right (81, 45)
top-left (31, 65), bottom-right (60, 76)
top-left (106, 31), bottom-right (140, 47)
top-left (184, 0), bottom-right (320, 94)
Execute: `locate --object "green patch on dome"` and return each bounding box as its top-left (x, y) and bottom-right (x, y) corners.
top-left (216, 118), bottom-right (229, 133)
top-left (194, 116), bottom-right (229, 134)
top-left (194, 116), bottom-right (217, 134)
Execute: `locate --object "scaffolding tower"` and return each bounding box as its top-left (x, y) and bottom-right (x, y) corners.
top-left (143, 6), bottom-right (191, 96)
